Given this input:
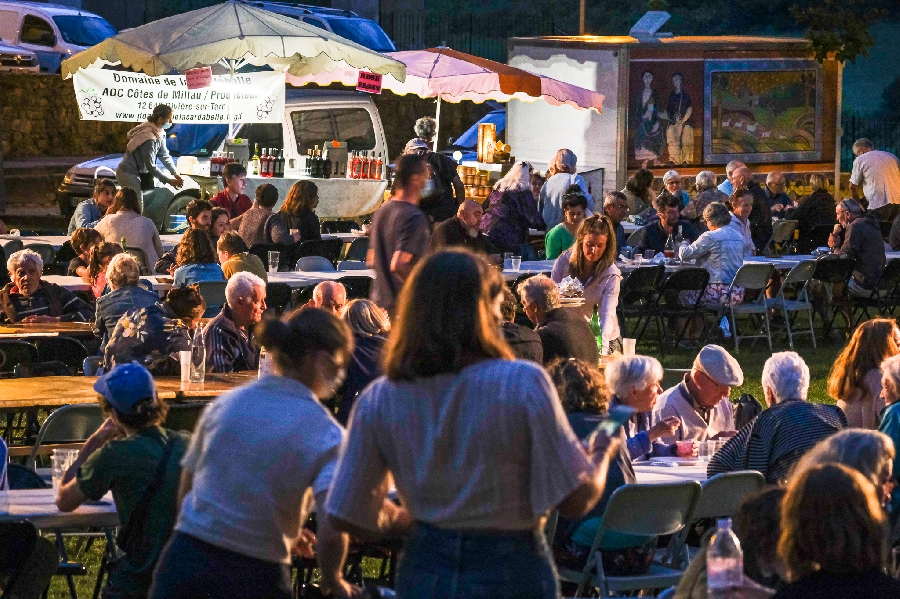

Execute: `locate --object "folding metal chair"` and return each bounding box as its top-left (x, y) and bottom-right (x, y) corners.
top-left (337, 260), bottom-right (368, 271)
top-left (810, 255), bottom-right (854, 338)
top-left (557, 481), bottom-right (702, 598)
top-left (763, 220), bottom-right (797, 257)
top-left (725, 263), bottom-right (775, 352)
top-left (124, 247), bottom-right (153, 275)
top-left (344, 237), bottom-right (369, 262)
top-left (850, 258), bottom-right (900, 323)
top-left (767, 259), bottom-right (817, 351)
top-left (295, 256), bottom-right (336, 272)
top-left (265, 282), bottom-right (292, 315)
top-left (248, 243), bottom-right (292, 272)
top-left (23, 243), bottom-right (56, 273)
top-left (26, 404), bottom-right (106, 470)
top-left (616, 264), bottom-right (664, 342)
top-left (655, 267), bottom-right (710, 353)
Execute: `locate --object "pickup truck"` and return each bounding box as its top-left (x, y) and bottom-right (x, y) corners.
top-left (57, 88), bottom-right (390, 232)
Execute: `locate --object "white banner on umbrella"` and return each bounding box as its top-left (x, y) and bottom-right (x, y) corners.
top-left (72, 70), bottom-right (285, 123)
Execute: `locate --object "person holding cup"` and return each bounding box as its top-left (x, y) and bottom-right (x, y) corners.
top-left (57, 362), bottom-right (191, 599)
top-left (605, 355), bottom-right (686, 461)
top-left (652, 344), bottom-right (743, 444)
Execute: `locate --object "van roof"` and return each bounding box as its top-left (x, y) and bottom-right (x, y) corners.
top-left (509, 34), bottom-right (811, 52)
top-left (0, 0), bottom-right (104, 17)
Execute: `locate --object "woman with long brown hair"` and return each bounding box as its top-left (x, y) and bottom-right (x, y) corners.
top-left (173, 228), bottom-right (225, 316)
top-left (828, 318), bottom-right (900, 429)
top-left (280, 180), bottom-right (321, 243)
top-left (774, 463), bottom-right (900, 598)
top-left (324, 249), bottom-right (620, 599)
top-left (88, 241), bottom-right (122, 298)
top-left (550, 213), bottom-right (622, 353)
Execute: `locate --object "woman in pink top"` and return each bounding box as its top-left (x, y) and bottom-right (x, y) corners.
top-left (325, 249), bottom-right (620, 599)
top-left (551, 214), bottom-right (622, 354)
top-left (88, 241), bottom-right (122, 298)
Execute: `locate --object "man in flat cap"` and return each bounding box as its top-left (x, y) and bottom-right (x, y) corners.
top-left (708, 351), bottom-right (846, 484)
top-left (652, 344), bottom-right (743, 443)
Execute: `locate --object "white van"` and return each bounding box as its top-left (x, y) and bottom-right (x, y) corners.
top-left (0, 1), bottom-right (116, 73)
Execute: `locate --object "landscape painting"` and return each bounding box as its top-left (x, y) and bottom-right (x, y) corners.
top-left (704, 60), bottom-right (822, 163)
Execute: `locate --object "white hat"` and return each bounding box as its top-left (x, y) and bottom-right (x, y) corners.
top-left (693, 344), bottom-right (743, 387)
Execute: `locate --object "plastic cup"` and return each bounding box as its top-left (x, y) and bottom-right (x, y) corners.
top-left (52, 449), bottom-right (78, 491)
top-left (511, 255), bottom-right (521, 272)
top-left (676, 440), bottom-right (695, 457)
top-left (179, 350), bottom-right (191, 383)
top-left (698, 441), bottom-right (710, 462)
top-left (268, 251), bottom-right (280, 273)
top-left (503, 252), bottom-right (513, 270)
top-left (634, 254), bottom-right (643, 266)
top-left (623, 338), bottom-right (636, 356)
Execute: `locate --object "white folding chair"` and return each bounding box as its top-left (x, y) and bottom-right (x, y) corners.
top-left (766, 259), bottom-right (817, 350)
top-left (296, 256), bottom-right (336, 272)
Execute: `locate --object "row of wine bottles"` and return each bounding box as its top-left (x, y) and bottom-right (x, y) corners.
top-left (252, 144), bottom-right (286, 178)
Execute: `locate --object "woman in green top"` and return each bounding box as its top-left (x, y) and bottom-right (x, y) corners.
top-left (545, 186), bottom-right (588, 259)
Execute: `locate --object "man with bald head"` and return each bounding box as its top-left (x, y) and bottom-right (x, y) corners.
top-left (429, 199), bottom-right (500, 260)
top-left (309, 281), bottom-right (347, 316)
top-left (731, 166), bottom-right (772, 253)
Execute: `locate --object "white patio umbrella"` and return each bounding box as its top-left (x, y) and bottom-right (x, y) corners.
top-left (60, 0), bottom-right (406, 81)
top-left (287, 47), bottom-right (605, 150)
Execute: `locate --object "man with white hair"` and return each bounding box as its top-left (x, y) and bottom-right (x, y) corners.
top-left (517, 275), bottom-right (597, 366)
top-left (849, 137), bottom-right (900, 222)
top-left (0, 249), bottom-right (92, 324)
top-left (602, 191), bottom-right (629, 253)
top-left (717, 160), bottom-right (745, 195)
top-left (763, 171), bottom-right (792, 216)
top-left (653, 344), bottom-right (743, 443)
top-left (308, 281), bottom-right (346, 316)
top-left (660, 170), bottom-right (690, 208)
top-left (203, 271), bottom-right (266, 372)
top-left (708, 351), bottom-right (846, 484)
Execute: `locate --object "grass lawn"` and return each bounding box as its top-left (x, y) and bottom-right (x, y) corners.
top-left (44, 327), bottom-right (848, 598)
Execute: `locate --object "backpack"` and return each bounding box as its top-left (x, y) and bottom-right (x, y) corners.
top-left (734, 393), bottom-right (763, 430)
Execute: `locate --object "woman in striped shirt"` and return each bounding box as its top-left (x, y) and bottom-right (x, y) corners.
top-left (324, 249), bottom-right (620, 599)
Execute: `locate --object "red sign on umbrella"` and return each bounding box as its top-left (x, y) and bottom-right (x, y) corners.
top-left (356, 71), bottom-right (382, 94)
top-left (185, 66), bottom-right (213, 90)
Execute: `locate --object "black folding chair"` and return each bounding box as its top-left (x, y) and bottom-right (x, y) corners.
top-left (340, 276), bottom-right (372, 300)
top-left (344, 237), bottom-right (369, 262)
top-left (850, 258), bottom-right (900, 323)
top-left (265, 282), bottom-right (292, 315)
top-left (810, 255), bottom-right (855, 338)
top-left (290, 284), bottom-right (315, 307)
top-left (295, 239), bottom-right (344, 265)
top-left (655, 267), bottom-right (711, 353)
top-left (616, 264), bottom-right (664, 342)
top-left (248, 243), bottom-right (293, 272)
top-left (13, 361), bottom-right (73, 378)
top-left (34, 337), bottom-right (88, 373)
top-left (0, 341), bottom-right (38, 377)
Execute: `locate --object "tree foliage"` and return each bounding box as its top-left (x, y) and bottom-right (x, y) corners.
top-left (790, 0), bottom-right (887, 63)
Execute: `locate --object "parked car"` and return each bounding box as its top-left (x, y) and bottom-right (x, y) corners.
top-left (0, 38), bottom-right (38, 73)
top-left (242, 1), bottom-right (396, 53)
top-left (0, 1), bottom-right (117, 73)
top-left (58, 88), bottom-right (390, 231)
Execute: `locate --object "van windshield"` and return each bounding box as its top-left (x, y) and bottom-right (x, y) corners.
top-left (166, 124), bottom-right (229, 157)
top-left (291, 108), bottom-right (376, 154)
top-left (52, 15), bottom-right (117, 47)
top-left (326, 18), bottom-right (396, 52)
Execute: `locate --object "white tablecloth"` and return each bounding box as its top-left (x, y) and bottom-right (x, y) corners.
top-left (268, 269), bottom-right (375, 289)
top-left (0, 489), bottom-right (118, 528)
top-left (43, 275), bottom-right (172, 293)
top-left (633, 463), bottom-right (708, 484)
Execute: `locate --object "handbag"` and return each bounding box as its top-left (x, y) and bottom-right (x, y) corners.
top-left (133, 153), bottom-right (155, 191)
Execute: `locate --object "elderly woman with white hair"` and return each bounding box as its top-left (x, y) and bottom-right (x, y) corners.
top-left (94, 253), bottom-right (160, 349)
top-left (708, 351), bottom-right (847, 484)
top-left (605, 355), bottom-right (682, 460)
top-left (335, 299), bottom-right (390, 425)
top-left (539, 149), bottom-right (593, 228)
top-left (681, 170), bottom-right (728, 231)
top-left (0, 249), bottom-right (93, 324)
top-left (878, 354), bottom-right (900, 511)
top-left (480, 161), bottom-right (546, 259)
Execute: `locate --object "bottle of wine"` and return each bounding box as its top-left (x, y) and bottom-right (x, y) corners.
top-left (311, 146), bottom-right (319, 178)
top-left (589, 304), bottom-right (603, 354)
top-left (251, 144), bottom-right (260, 176)
top-left (121, 237), bottom-right (127, 251)
top-left (266, 149), bottom-right (275, 178)
top-left (361, 151), bottom-right (371, 180)
top-left (260, 148), bottom-right (269, 177)
top-left (322, 147), bottom-right (331, 179)
top-left (278, 149), bottom-right (285, 178)
top-left (374, 152), bottom-right (383, 180)
top-left (306, 149), bottom-right (313, 177)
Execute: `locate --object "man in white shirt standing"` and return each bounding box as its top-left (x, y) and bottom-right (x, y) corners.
top-left (653, 344), bottom-right (743, 443)
top-left (849, 137), bottom-right (900, 223)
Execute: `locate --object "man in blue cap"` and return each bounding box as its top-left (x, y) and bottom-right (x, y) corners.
top-left (57, 362), bottom-right (189, 599)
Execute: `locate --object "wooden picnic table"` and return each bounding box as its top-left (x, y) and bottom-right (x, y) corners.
top-left (0, 371), bottom-right (256, 411)
top-left (0, 322), bottom-right (96, 338)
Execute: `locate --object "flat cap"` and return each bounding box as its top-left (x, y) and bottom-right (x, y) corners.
top-left (693, 344), bottom-right (743, 387)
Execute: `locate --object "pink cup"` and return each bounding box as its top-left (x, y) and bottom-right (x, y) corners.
top-left (676, 440), bottom-right (695, 457)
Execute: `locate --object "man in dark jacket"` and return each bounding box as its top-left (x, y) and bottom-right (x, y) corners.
top-left (499, 288), bottom-right (542, 363)
top-left (732, 167), bottom-right (773, 253)
top-left (629, 193), bottom-right (699, 255)
top-left (829, 198), bottom-right (886, 295)
top-left (429, 200), bottom-right (500, 261)
top-left (517, 275), bottom-right (598, 366)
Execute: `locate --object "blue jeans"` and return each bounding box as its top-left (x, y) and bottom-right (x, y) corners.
top-left (148, 532), bottom-right (291, 599)
top-left (396, 522), bottom-right (560, 599)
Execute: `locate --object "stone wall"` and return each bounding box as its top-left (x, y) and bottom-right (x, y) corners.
top-left (0, 73), bottom-right (133, 158)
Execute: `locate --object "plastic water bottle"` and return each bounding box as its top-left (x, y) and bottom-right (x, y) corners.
top-left (707, 518), bottom-right (743, 599)
top-left (190, 325), bottom-right (205, 383)
top-left (258, 347), bottom-right (272, 379)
